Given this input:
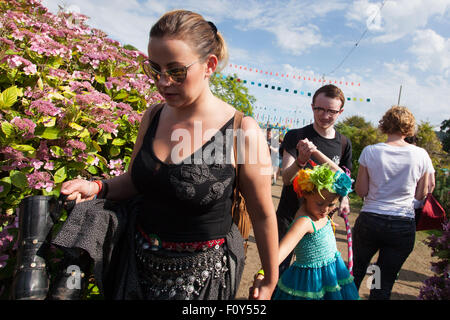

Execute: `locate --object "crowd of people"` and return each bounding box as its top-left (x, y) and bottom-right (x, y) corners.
top-left (12, 9), bottom-right (435, 301)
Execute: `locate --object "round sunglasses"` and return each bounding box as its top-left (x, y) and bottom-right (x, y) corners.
top-left (142, 60), bottom-right (198, 84)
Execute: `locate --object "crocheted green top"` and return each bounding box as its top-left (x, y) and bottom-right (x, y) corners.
top-left (291, 216), bottom-right (338, 268)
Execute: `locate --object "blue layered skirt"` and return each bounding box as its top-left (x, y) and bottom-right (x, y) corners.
top-left (273, 251), bottom-right (359, 300)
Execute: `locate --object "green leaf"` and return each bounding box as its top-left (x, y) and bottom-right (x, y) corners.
top-left (114, 92), bottom-right (128, 100)
top-left (97, 133), bottom-right (109, 145)
top-left (42, 188), bottom-right (60, 197)
top-left (78, 128), bottom-right (90, 138)
top-left (69, 122), bottom-right (84, 131)
top-left (68, 162), bottom-right (86, 171)
top-left (0, 86), bottom-right (18, 109)
top-left (39, 116), bottom-right (56, 127)
top-left (50, 145), bottom-right (65, 157)
top-left (95, 75), bottom-right (105, 84)
top-left (109, 145), bottom-right (120, 157)
top-left (63, 91), bottom-right (76, 99)
top-left (112, 138), bottom-right (126, 146)
top-left (0, 177), bottom-right (12, 197)
top-left (87, 166), bottom-right (98, 175)
top-left (1, 122), bottom-right (15, 138)
top-left (96, 154), bottom-right (108, 166)
top-left (126, 96), bottom-right (140, 103)
top-left (5, 49), bottom-right (21, 55)
top-left (10, 171), bottom-right (28, 189)
top-left (35, 126), bottom-right (61, 140)
top-left (92, 140), bottom-right (102, 152)
top-left (37, 77), bottom-right (44, 90)
top-left (54, 166), bottom-right (67, 183)
top-left (48, 92), bottom-right (65, 100)
top-left (11, 144), bottom-right (36, 153)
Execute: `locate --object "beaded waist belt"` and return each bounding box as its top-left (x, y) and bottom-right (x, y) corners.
top-left (136, 225), bottom-right (225, 252)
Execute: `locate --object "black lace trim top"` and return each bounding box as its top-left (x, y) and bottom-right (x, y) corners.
top-left (131, 108), bottom-right (236, 242)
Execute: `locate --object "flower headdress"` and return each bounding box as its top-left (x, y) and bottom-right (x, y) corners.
top-left (292, 163), bottom-right (352, 198)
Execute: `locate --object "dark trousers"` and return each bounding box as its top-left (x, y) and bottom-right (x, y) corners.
top-left (352, 212), bottom-right (416, 300)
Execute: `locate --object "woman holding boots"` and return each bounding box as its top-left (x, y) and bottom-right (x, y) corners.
top-left (34, 10), bottom-right (278, 300)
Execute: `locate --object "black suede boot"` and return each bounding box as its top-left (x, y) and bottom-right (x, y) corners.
top-left (10, 195), bottom-right (63, 300)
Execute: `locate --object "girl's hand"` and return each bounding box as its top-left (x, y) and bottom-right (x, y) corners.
top-left (248, 275), bottom-right (274, 300)
top-left (338, 195), bottom-right (350, 217)
top-left (296, 138), bottom-right (317, 165)
top-left (60, 178), bottom-right (98, 203)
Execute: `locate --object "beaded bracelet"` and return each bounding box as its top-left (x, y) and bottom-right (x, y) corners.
top-left (97, 180), bottom-right (109, 199)
top-left (93, 180), bottom-right (102, 195)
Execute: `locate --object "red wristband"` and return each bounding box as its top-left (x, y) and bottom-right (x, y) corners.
top-left (296, 159), bottom-right (307, 168)
top-left (93, 180), bottom-right (102, 195)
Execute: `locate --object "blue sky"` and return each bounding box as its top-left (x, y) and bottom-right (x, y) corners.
top-left (42, 0), bottom-right (450, 129)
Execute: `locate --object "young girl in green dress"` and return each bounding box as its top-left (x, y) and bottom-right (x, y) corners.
top-left (251, 163), bottom-right (359, 300)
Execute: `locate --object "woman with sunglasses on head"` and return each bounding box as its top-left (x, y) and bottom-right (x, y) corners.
top-left (59, 10), bottom-right (278, 300)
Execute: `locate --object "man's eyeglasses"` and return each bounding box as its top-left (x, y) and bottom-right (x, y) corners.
top-left (312, 106), bottom-right (341, 116)
top-left (142, 60), bottom-right (198, 84)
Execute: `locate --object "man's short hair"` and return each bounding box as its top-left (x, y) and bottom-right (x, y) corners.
top-left (312, 84), bottom-right (345, 109)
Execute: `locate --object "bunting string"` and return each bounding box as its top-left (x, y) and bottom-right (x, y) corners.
top-left (215, 74), bottom-right (371, 102)
top-left (227, 62), bottom-right (362, 87)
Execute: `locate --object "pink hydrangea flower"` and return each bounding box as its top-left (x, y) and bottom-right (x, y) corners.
top-left (43, 161), bottom-right (54, 170)
top-left (30, 100), bottom-right (62, 117)
top-left (98, 121), bottom-right (119, 136)
top-left (11, 116), bottom-right (36, 137)
top-left (27, 171), bottom-right (54, 192)
top-left (30, 159), bottom-right (44, 170)
top-left (67, 139), bottom-right (86, 151)
top-left (23, 63), bottom-right (37, 75)
top-left (108, 159), bottom-right (124, 176)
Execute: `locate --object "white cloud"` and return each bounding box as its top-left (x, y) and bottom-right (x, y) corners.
top-left (409, 29), bottom-right (450, 77)
top-left (346, 0), bottom-right (450, 43)
top-left (43, 0), bottom-right (159, 52)
top-left (271, 24), bottom-right (324, 56)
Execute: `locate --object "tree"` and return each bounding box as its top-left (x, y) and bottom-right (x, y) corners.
top-left (415, 121), bottom-right (444, 167)
top-left (335, 116), bottom-right (385, 179)
top-left (210, 73), bottom-right (255, 115)
top-left (440, 119), bottom-right (450, 153)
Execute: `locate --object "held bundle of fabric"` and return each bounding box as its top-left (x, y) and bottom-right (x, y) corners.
top-left (416, 193), bottom-right (447, 231)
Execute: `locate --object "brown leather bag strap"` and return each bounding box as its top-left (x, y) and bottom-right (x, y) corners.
top-left (233, 111), bottom-right (244, 197)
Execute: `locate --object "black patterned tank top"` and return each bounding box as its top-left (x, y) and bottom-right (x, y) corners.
top-left (131, 108), bottom-right (236, 242)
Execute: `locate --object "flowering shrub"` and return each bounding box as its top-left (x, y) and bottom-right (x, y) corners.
top-left (0, 0), bottom-right (163, 297)
top-left (419, 221), bottom-right (450, 300)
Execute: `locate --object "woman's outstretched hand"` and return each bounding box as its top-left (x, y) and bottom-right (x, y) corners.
top-left (60, 179), bottom-right (97, 203)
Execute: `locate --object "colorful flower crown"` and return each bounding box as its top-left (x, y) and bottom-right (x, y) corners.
top-left (292, 163), bottom-right (352, 198)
